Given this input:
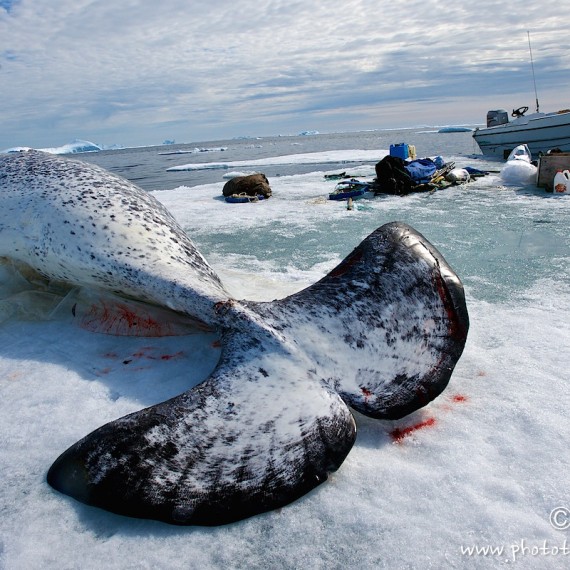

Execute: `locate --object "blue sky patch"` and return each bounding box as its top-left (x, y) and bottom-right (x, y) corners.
top-left (0, 0), bottom-right (18, 13)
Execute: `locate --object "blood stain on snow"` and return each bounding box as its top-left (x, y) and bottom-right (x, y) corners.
top-left (390, 417), bottom-right (437, 443)
top-left (361, 386), bottom-right (373, 401)
top-left (128, 347), bottom-right (185, 362)
top-left (101, 346), bottom-right (185, 367)
top-left (159, 351), bottom-right (184, 361)
top-left (390, 393), bottom-right (468, 443)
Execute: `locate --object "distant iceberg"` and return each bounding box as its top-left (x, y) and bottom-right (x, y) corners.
top-left (1, 139), bottom-right (124, 155)
top-left (438, 127), bottom-right (473, 133)
top-left (299, 130), bottom-right (320, 136)
top-left (39, 139), bottom-right (103, 154)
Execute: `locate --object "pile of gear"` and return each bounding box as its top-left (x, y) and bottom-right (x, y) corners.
top-left (325, 142), bottom-right (489, 200)
top-left (371, 155), bottom-right (486, 195)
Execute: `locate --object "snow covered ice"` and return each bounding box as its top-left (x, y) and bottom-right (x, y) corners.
top-left (1, 140), bottom-right (570, 569)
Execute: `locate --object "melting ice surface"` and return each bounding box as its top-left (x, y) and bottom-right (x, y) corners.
top-left (1, 137), bottom-right (570, 569)
top-left (166, 149), bottom-right (384, 171)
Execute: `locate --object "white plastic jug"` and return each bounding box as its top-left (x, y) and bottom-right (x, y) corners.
top-left (553, 170), bottom-right (570, 194)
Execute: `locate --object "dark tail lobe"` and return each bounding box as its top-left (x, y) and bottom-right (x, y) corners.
top-left (253, 221), bottom-right (469, 419)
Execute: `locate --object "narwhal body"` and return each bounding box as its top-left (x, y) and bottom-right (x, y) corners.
top-left (0, 151), bottom-right (468, 525)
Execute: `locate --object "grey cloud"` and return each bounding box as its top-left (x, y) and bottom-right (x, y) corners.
top-left (1, 0), bottom-right (569, 148)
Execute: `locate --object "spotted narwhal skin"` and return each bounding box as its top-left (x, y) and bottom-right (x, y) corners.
top-left (0, 150), bottom-right (227, 325)
top-left (0, 150), bottom-right (469, 526)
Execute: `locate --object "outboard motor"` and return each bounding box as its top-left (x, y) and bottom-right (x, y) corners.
top-left (486, 109), bottom-right (509, 127)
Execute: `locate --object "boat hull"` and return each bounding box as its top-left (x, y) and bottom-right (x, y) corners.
top-left (473, 111), bottom-right (570, 158)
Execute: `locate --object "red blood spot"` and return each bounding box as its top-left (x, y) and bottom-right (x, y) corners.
top-left (452, 394), bottom-right (468, 403)
top-left (128, 347), bottom-right (184, 361)
top-left (477, 370), bottom-right (487, 377)
top-left (361, 387), bottom-right (373, 400)
top-left (117, 304), bottom-right (141, 328)
top-left (390, 417), bottom-right (436, 443)
top-left (132, 350), bottom-right (147, 358)
top-left (211, 340), bottom-right (222, 348)
top-left (81, 302), bottom-right (173, 336)
top-left (159, 351), bottom-right (184, 361)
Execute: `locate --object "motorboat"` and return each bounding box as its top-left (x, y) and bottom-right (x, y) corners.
top-left (473, 106), bottom-right (570, 158)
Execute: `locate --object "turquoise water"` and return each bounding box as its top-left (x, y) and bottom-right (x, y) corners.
top-left (81, 128), bottom-right (570, 306)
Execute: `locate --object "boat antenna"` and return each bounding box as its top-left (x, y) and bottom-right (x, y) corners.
top-left (527, 31), bottom-right (540, 113)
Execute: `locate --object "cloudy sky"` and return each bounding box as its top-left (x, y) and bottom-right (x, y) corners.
top-left (1, 0), bottom-right (569, 149)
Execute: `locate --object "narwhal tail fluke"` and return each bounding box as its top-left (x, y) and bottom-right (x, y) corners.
top-left (47, 325), bottom-right (357, 526)
top-left (253, 221), bottom-right (469, 420)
